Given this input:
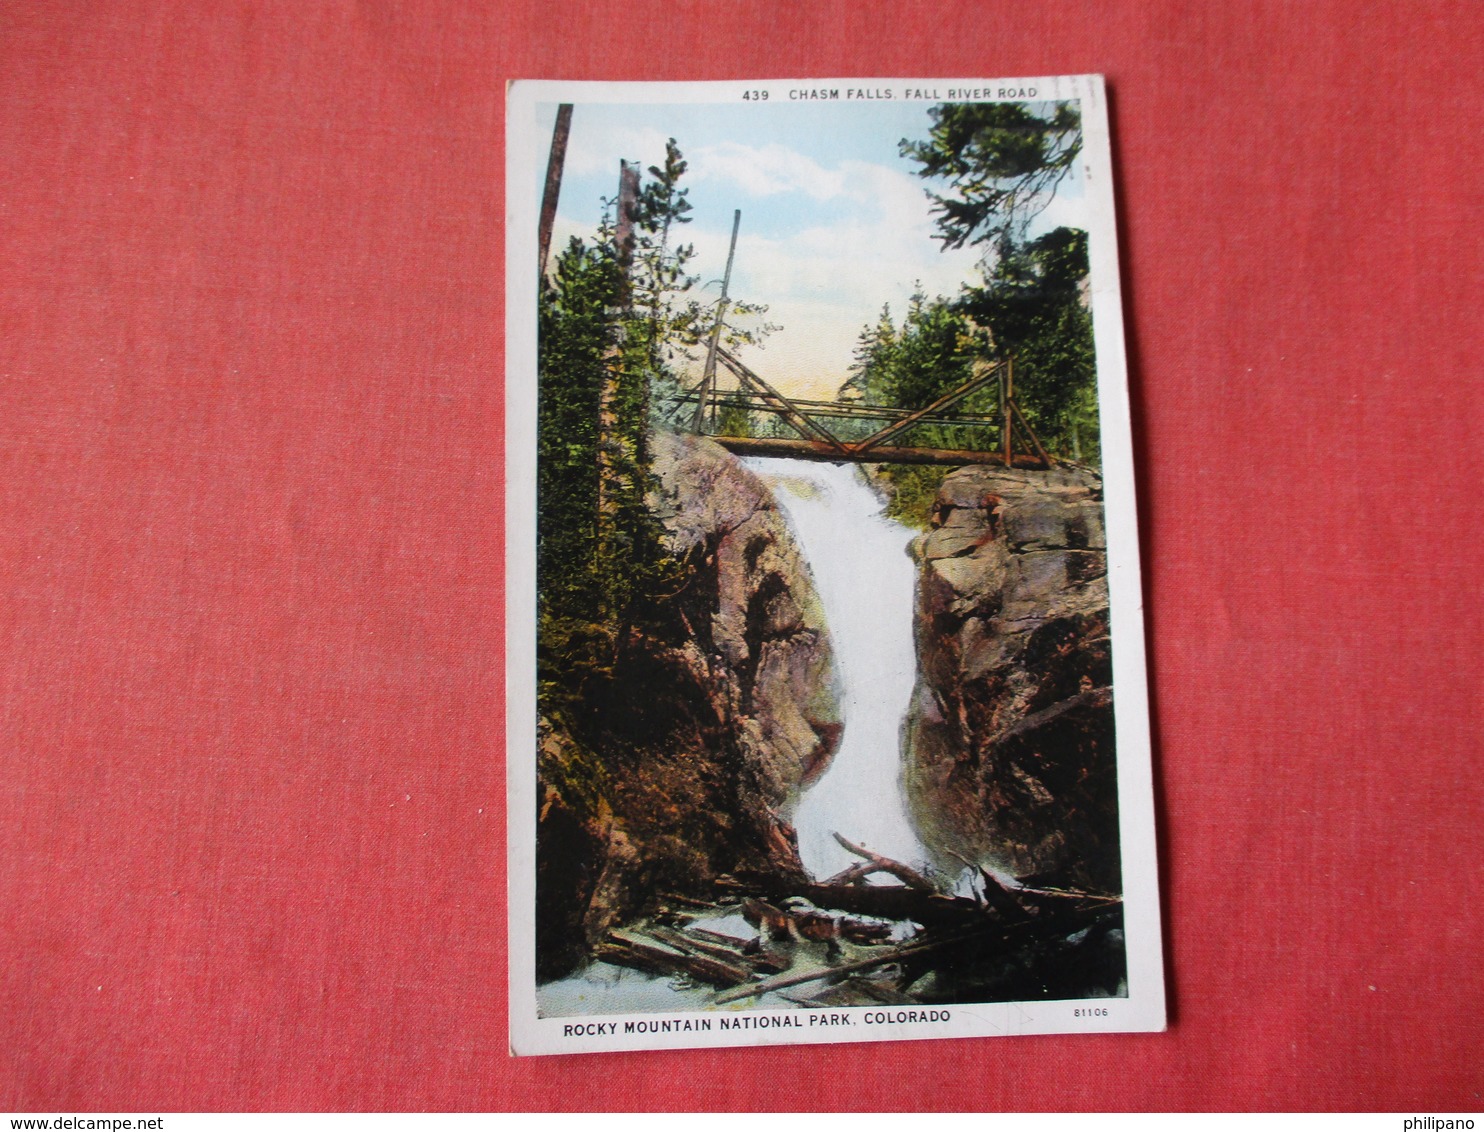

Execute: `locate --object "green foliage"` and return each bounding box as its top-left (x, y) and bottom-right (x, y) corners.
top-left (900, 101), bottom-right (1082, 250)
top-left (715, 400), bottom-right (756, 438)
top-left (622, 141), bottom-right (780, 433)
top-left (839, 286), bottom-right (996, 453)
top-left (883, 288), bottom-right (977, 410)
top-left (537, 237), bottom-right (613, 629)
top-left (834, 230), bottom-right (1099, 521)
top-left (537, 146), bottom-right (710, 708)
top-left (841, 304), bottom-right (895, 403)
top-left (867, 100), bottom-right (1101, 471)
top-left (536, 139), bottom-right (779, 717)
top-left (875, 464), bottom-right (951, 529)
top-left (630, 140), bottom-right (702, 413)
top-left (837, 290), bottom-right (991, 527)
top-left (961, 227), bottom-right (1099, 463)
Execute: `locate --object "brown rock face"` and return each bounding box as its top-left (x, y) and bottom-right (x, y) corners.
top-left (648, 432), bottom-right (843, 806)
top-left (904, 465), bottom-right (1121, 895)
top-left (535, 432), bottom-right (841, 980)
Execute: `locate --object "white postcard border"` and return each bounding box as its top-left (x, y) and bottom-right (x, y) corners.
top-left (506, 75), bottom-right (1164, 1056)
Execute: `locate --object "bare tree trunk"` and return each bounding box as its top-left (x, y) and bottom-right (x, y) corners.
top-left (537, 104), bottom-right (572, 280)
top-left (692, 209), bottom-right (740, 433)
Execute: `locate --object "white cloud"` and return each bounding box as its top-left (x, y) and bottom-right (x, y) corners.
top-left (688, 142), bottom-right (846, 201)
top-left (674, 156), bottom-right (987, 397)
top-left (562, 125), bottom-right (672, 178)
top-left (1023, 184), bottom-right (1090, 240)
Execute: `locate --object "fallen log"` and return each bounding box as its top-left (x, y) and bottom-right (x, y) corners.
top-left (832, 833), bottom-right (937, 892)
top-left (713, 931), bottom-right (974, 1005)
top-left (686, 925), bottom-right (757, 948)
top-left (944, 846), bottom-right (1121, 917)
top-left (977, 866), bottom-right (1037, 921)
top-left (658, 891), bottom-right (722, 911)
top-left (781, 899), bottom-right (841, 943)
top-left (1010, 883), bottom-right (1123, 906)
top-left (601, 931), bottom-right (755, 988)
top-left (795, 882), bottom-right (980, 925)
top-left (822, 861), bottom-right (879, 887)
top-left (741, 896), bottom-right (793, 941)
top-left (648, 925), bottom-right (786, 976)
top-left (838, 916), bottom-right (894, 945)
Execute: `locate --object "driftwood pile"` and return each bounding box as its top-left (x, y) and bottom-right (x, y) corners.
top-left (598, 833), bottom-right (1124, 1008)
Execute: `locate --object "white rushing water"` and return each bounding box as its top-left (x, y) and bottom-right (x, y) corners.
top-left (742, 457), bottom-right (932, 880)
top-left (538, 457), bottom-right (932, 1016)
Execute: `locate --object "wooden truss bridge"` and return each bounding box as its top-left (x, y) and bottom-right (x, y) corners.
top-left (677, 346), bottom-right (1054, 469)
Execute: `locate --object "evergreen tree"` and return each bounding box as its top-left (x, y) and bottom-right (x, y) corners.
top-left (841, 303), bottom-right (896, 406)
top-left (880, 286), bottom-right (976, 415)
top-left (841, 287), bottom-right (986, 446)
top-left (895, 101), bottom-right (1099, 466)
top-left (900, 101), bottom-right (1082, 250)
top-left (630, 139), bottom-right (701, 421)
top-left (536, 140), bottom-right (776, 703)
top-left (835, 293), bottom-right (987, 527)
top-left (536, 184), bottom-right (684, 699)
top-left (960, 227), bottom-right (1098, 461)
top-left (537, 236), bottom-right (614, 629)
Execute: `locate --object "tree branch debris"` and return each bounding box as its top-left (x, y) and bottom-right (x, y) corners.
top-left (593, 833), bottom-right (1125, 1008)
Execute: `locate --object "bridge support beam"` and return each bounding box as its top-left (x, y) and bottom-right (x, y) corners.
top-left (711, 435), bottom-right (1051, 468)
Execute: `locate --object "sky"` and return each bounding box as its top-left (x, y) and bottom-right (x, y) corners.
top-left (541, 100), bottom-right (1088, 401)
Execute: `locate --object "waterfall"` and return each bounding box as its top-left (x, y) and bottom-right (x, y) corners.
top-left (537, 456), bottom-right (935, 1016)
top-left (742, 457), bottom-right (931, 880)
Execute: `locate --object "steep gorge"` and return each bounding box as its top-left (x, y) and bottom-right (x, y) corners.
top-left (535, 437), bottom-right (1122, 990)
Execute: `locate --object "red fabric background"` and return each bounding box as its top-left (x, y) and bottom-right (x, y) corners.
top-left (2, 0), bottom-right (1479, 1112)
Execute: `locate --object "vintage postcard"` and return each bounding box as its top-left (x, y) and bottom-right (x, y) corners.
top-left (506, 76), bottom-right (1164, 1055)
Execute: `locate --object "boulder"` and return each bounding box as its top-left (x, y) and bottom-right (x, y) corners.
top-left (535, 431), bottom-right (842, 979)
top-left (904, 464), bottom-right (1121, 894)
top-left (649, 431), bottom-right (842, 801)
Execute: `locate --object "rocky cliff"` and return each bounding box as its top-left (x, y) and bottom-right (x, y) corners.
top-left (904, 464), bottom-right (1121, 895)
top-left (535, 432), bottom-right (841, 979)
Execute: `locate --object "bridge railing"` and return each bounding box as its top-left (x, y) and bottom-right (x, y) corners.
top-left (663, 349), bottom-right (1052, 469)
top-left (667, 390), bottom-right (1001, 450)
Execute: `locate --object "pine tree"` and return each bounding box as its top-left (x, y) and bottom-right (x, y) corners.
top-left (538, 141), bottom-right (763, 704)
top-left (900, 101), bottom-right (1083, 250)
top-left (840, 303), bottom-right (895, 406)
top-left (896, 101), bottom-right (1099, 466)
top-left (631, 139), bottom-right (700, 407)
top-left (959, 227), bottom-right (1097, 461)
